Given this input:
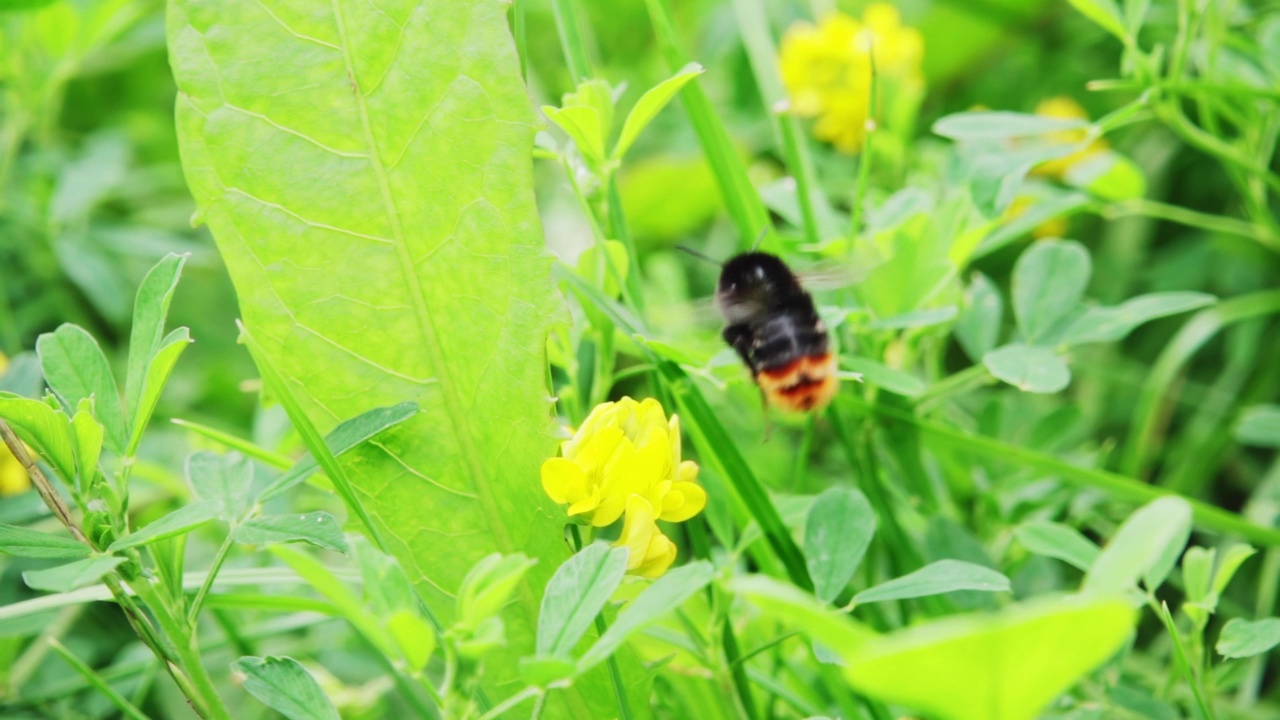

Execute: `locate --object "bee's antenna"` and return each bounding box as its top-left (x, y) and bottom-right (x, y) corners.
top-left (750, 227), bottom-right (769, 252)
top-left (675, 244), bottom-right (722, 266)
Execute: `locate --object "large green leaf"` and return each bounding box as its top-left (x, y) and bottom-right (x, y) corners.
top-left (167, 2), bottom-right (608, 715)
top-left (838, 594), bottom-right (1135, 720)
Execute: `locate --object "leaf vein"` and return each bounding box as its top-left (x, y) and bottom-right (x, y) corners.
top-left (224, 103), bottom-right (368, 158)
top-left (253, 0), bottom-right (342, 50)
top-left (369, 440), bottom-right (480, 499)
top-left (225, 187), bottom-right (395, 245)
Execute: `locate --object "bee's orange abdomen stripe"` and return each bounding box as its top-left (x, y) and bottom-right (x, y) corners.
top-left (755, 353), bottom-right (838, 413)
top-left (758, 357), bottom-right (805, 381)
top-left (764, 375), bottom-right (839, 412)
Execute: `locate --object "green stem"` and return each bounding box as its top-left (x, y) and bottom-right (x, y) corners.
top-left (913, 364), bottom-right (994, 413)
top-left (186, 532), bottom-right (236, 627)
top-left (475, 687), bottom-right (541, 720)
top-left (731, 0), bottom-right (824, 250)
top-left (1088, 78), bottom-right (1280, 101)
top-left (777, 111), bottom-right (822, 246)
top-left (720, 614), bottom-right (759, 720)
top-left (130, 578), bottom-right (231, 720)
top-left (1156, 102), bottom-right (1280, 196)
top-left (791, 414), bottom-right (816, 490)
top-left (848, 127), bottom-right (876, 255)
top-left (1155, 601), bottom-right (1217, 720)
top-left (569, 524), bottom-right (633, 720)
top-left (1239, 546), bottom-right (1280, 704)
top-left (595, 612), bottom-right (634, 720)
top-left (561, 156), bottom-right (637, 312)
top-left (847, 47), bottom-right (880, 258)
top-left (1122, 290), bottom-right (1280, 478)
top-left (50, 639), bottom-right (153, 720)
top-left (169, 419), bottom-right (292, 469)
top-left (606, 177), bottom-right (646, 312)
top-left (549, 0), bottom-right (591, 84)
top-left (826, 407), bottom-right (918, 576)
top-left (643, 0), bottom-right (772, 247)
top-left (657, 360), bottom-right (814, 590)
top-left (1101, 199), bottom-right (1278, 249)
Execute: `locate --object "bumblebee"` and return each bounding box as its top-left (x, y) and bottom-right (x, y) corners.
top-left (715, 252), bottom-right (838, 413)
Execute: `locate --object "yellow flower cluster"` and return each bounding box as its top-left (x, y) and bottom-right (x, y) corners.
top-left (778, 4), bottom-right (924, 153)
top-left (1030, 96), bottom-right (1108, 179)
top-left (541, 397), bottom-right (706, 578)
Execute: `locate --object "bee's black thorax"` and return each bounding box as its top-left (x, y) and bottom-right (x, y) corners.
top-left (716, 252), bottom-right (829, 374)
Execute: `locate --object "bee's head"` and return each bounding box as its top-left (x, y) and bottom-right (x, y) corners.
top-left (716, 252), bottom-right (800, 323)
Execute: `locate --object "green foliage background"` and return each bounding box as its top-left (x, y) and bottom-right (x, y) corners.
top-left (2, 0), bottom-right (1280, 718)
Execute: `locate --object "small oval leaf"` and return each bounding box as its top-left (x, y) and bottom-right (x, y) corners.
top-left (0, 524), bottom-right (92, 560)
top-left (1014, 522), bottom-right (1099, 572)
top-left (1083, 496), bottom-right (1192, 595)
top-left (805, 487), bottom-right (876, 604)
top-left (108, 500), bottom-right (222, 551)
top-left (1012, 240), bottom-right (1091, 344)
top-left (232, 656), bottom-right (340, 720)
top-left (24, 556), bottom-right (126, 593)
top-left (577, 560), bottom-right (715, 674)
top-left (234, 512), bottom-right (348, 553)
top-left (983, 344), bottom-right (1071, 394)
top-left (537, 542), bottom-right (629, 657)
top-left (853, 560), bottom-right (1011, 605)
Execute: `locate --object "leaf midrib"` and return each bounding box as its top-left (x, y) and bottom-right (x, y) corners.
top-left (327, 0), bottom-right (524, 581)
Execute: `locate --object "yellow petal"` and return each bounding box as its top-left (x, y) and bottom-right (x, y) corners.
top-left (635, 530), bottom-right (677, 578)
top-left (677, 460), bottom-right (699, 484)
top-left (567, 486), bottom-right (602, 517)
top-left (574, 426), bottom-right (625, 474)
top-left (667, 414), bottom-right (681, 471)
top-left (563, 400), bottom-right (619, 458)
top-left (614, 495), bottom-right (658, 570)
top-left (541, 457), bottom-right (588, 505)
top-left (660, 481), bottom-right (707, 523)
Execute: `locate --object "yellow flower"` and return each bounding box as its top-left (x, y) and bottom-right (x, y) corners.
top-left (0, 352), bottom-right (31, 496)
top-left (778, 4), bottom-right (924, 153)
top-left (614, 495), bottom-right (677, 579)
top-left (1, 441), bottom-right (31, 496)
top-left (541, 397), bottom-right (705, 528)
top-left (1030, 96), bottom-right (1108, 179)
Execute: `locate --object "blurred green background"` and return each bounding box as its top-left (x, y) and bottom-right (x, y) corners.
top-left (3, 0), bottom-right (1280, 716)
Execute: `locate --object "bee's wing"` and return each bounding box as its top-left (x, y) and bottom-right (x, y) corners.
top-left (649, 293), bottom-right (723, 332)
top-left (793, 263), bottom-right (871, 293)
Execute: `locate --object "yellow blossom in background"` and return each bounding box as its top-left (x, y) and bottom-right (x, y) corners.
top-left (0, 352), bottom-right (28, 496)
top-left (778, 4), bottom-right (924, 153)
top-left (1031, 96), bottom-right (1108, 179)
top-left (0, 442), bottom-right (30, 496)
top-left (614, 495), bottom-right (677, 578)
top-left (1004, 195), bottom-right (1070, 239)
top-left (541, 397), bottom-right (705, 528)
